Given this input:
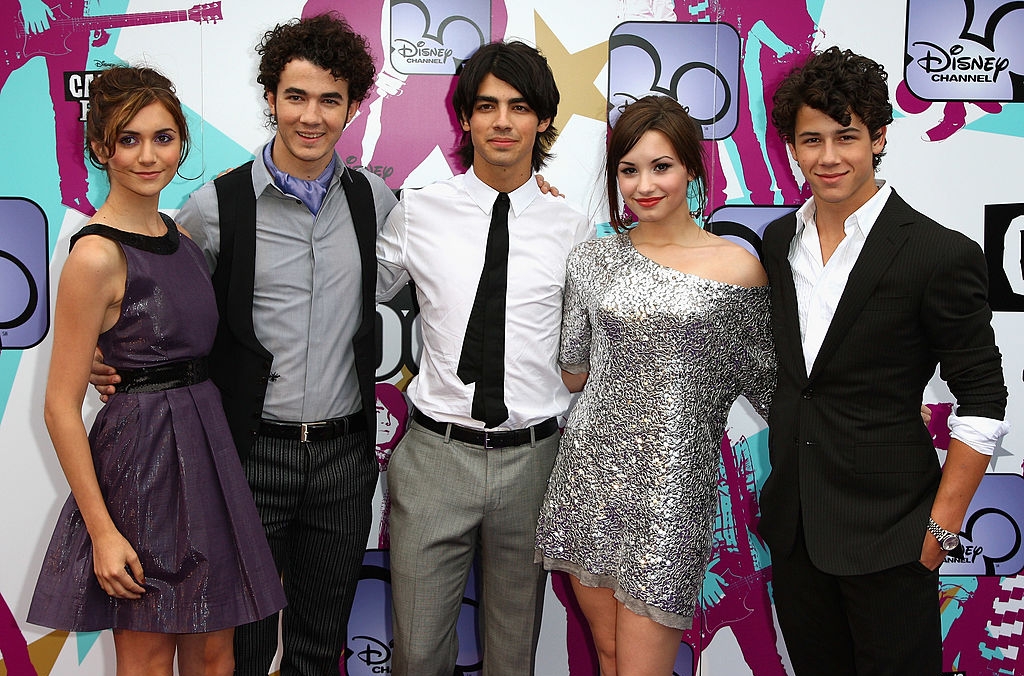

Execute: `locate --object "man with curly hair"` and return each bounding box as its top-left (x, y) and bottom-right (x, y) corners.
top-left (94, 12), bottom-right (398, 676)
top-left (759, 47), bottom-right (1008, 675)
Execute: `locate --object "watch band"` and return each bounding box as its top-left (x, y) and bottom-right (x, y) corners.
top-left (927, 517), bottom-right (961, 551)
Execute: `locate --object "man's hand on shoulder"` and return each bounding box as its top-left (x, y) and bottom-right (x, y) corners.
top-left (89, 348), bottom-right (119, 403)
top-left (535, 174), bottom-right (563, 198)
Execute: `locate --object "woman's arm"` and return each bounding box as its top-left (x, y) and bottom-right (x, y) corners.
top-left (43, 236), bottom-right (145, 599)
top-left (560, 369), bottom-right (589, 393)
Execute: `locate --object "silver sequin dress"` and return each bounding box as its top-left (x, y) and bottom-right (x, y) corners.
top-left (535, 232), bottom-right (775, 629)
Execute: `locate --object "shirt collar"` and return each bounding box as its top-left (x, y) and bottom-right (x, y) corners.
top-left (463, 166), bottom-right (541, 219)
top-left (260, 140), bottom-right (338, 215)
top-left (794, 179), bottom-right (891, 240)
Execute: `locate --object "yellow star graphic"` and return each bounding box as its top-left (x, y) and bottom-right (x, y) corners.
top-left (534, 12), bottom-right (609, 132)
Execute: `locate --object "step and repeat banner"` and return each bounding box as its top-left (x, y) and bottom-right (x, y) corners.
top-left (2, 0), bottom-right (1023, 674)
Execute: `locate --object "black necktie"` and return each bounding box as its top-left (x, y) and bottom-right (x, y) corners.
top-left (457, 192), bottom-right (510, 428)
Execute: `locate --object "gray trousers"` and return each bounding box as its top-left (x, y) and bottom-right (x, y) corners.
top-left (387, 420), bottom-right (559, 676)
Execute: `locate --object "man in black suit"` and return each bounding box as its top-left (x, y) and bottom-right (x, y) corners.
top-left (759, 47), bottom-right (1008, 676)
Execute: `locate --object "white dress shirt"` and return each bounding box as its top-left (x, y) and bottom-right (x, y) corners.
top-left (377, 167), bottom-right (593, 430)
top-left (788, 181), bottom-right (1007, 454)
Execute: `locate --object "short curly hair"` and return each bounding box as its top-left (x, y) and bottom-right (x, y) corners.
top-left (771, 47), bottom-right (893, 169)
top-left (256, 12), bottom-right (375, 124)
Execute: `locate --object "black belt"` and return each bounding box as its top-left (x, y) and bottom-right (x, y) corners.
top-left (259, 411), bottom-right (366, 443)
top-left (115, 357), bottom-right (209, 393)
top-left (412, 410), bottom-right (558, 448)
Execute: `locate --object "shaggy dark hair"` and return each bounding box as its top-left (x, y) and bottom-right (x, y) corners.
top-left (606, 96), bottom-right (708, 232)
top-left (256, 12), bottom-right (375, 124)
top-left (452, 41), bottom-right (559, 172)
top-left (86, 66), bottom-right (190, 171)
top-left (771, 46), bottom-right (893, 169)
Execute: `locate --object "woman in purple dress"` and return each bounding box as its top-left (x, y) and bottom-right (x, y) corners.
top-left (28, 66), bottom-right (285, 676)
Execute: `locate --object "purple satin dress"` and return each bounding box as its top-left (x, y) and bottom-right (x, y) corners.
top-left (28, 216), bottom-right (285, 633)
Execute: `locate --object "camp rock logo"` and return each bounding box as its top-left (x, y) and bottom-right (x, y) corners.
top-left (905, 0), bottom-right (1024, 101)
top-left (939, 474), bottom-right (1024, 576)
top-left (0, 198), bottom-right (49, 351)
top-left (608, 22), bottom-right (739, 140)
top-left (390, 0), bottom-right (490, 75)
top-left (64, 70), bottom-right (102, 121)
top-left (344, 550), bottom-right (482, 675)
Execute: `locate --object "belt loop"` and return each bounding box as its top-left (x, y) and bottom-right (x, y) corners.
top-left (530, 425), bottom-right (537, 448)
top-left (443, 423), bottom-right (452, 444)
top-left (300, 423), bottom-right (309, 443)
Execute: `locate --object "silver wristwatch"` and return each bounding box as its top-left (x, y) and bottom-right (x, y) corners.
top-left (927, 518), bottom-right (961, 552)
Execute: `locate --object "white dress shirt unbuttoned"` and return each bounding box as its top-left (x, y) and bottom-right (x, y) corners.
top-left (377, 167), bottom-right (593, 430)
top-left (788, 181), bottom-right (1006, 454)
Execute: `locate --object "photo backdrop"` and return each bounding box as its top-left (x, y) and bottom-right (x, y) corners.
top-left (2, 1), bottom-right (1023, 674)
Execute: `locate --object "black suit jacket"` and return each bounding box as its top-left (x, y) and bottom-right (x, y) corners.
top-left (759, 190), bottom-right (1006, 576)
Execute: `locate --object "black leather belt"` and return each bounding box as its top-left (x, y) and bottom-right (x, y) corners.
top-left (259, 411), bottom-right (366, 443)
top-left (412, 410), bottom-right (558, 448)
top-left (115, 357), bottom-right (209, 393)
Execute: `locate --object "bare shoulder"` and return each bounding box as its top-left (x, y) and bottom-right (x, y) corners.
top-left (706, 235), bottom-right (767, 288)
top-left (62, 233), bottom-right (126, 298)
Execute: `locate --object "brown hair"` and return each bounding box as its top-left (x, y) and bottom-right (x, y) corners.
top-left (606, 96), bottom-right (708, 232)
top-left (86, 66), bottom-right (190, 171)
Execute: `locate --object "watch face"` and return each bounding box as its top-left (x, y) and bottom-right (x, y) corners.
top-left (941, 534), bottom-right (961, 551)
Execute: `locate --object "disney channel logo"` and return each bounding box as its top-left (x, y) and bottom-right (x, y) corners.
top-left (389, 0), bottom-right (490, 76)
top-left (939, 474), bottom-right (1024, 577)
top-left (344, 550), bottom-right (482, 675)
top-left (911, 41), bottom-right (1010, 84)
top-left (905, 0), bottom-right (1024, 101)
top-left (0, 198), bottom-right (49, 351)
top-left (607, 22), bottom-right (739, 140)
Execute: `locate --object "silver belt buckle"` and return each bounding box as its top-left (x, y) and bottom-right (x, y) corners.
top-left (300, 422), bottom-right (309, 443)
top-left (483, 431), bottom-right (495, 449)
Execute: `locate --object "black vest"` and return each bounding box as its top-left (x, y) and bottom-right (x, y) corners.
top-left (210, 161), bottom-right (379, 460)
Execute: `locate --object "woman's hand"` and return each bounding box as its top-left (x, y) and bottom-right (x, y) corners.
top-left (92, 529), bottom-right (146, 599)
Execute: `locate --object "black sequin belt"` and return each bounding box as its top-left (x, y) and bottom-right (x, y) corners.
top-left (114, 357), bottom-right (210, 393)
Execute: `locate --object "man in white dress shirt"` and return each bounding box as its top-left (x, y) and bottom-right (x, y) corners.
top-left (376, 40), bottom-right (591, 676)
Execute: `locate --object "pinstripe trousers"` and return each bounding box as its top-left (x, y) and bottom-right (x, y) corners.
top-left (772, 525), bottom-right (942, 676)
top-left (233, 430), bottom-right (377, 676)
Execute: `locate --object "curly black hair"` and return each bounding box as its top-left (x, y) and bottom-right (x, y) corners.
top-left (452, 40), bottom-right (559, 172)
top-left (256, 12), bottom-right (375, 121)
top-left (771, 46), bottom-right (893, 169)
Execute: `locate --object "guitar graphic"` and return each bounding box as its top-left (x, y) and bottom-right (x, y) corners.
top-left (1, 1), bottom-right (222, 215)
top-left (4, 2), bottom-right (222, 68)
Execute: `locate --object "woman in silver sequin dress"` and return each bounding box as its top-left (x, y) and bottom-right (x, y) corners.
top-left (535, 96), bottom-right (775, 675)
